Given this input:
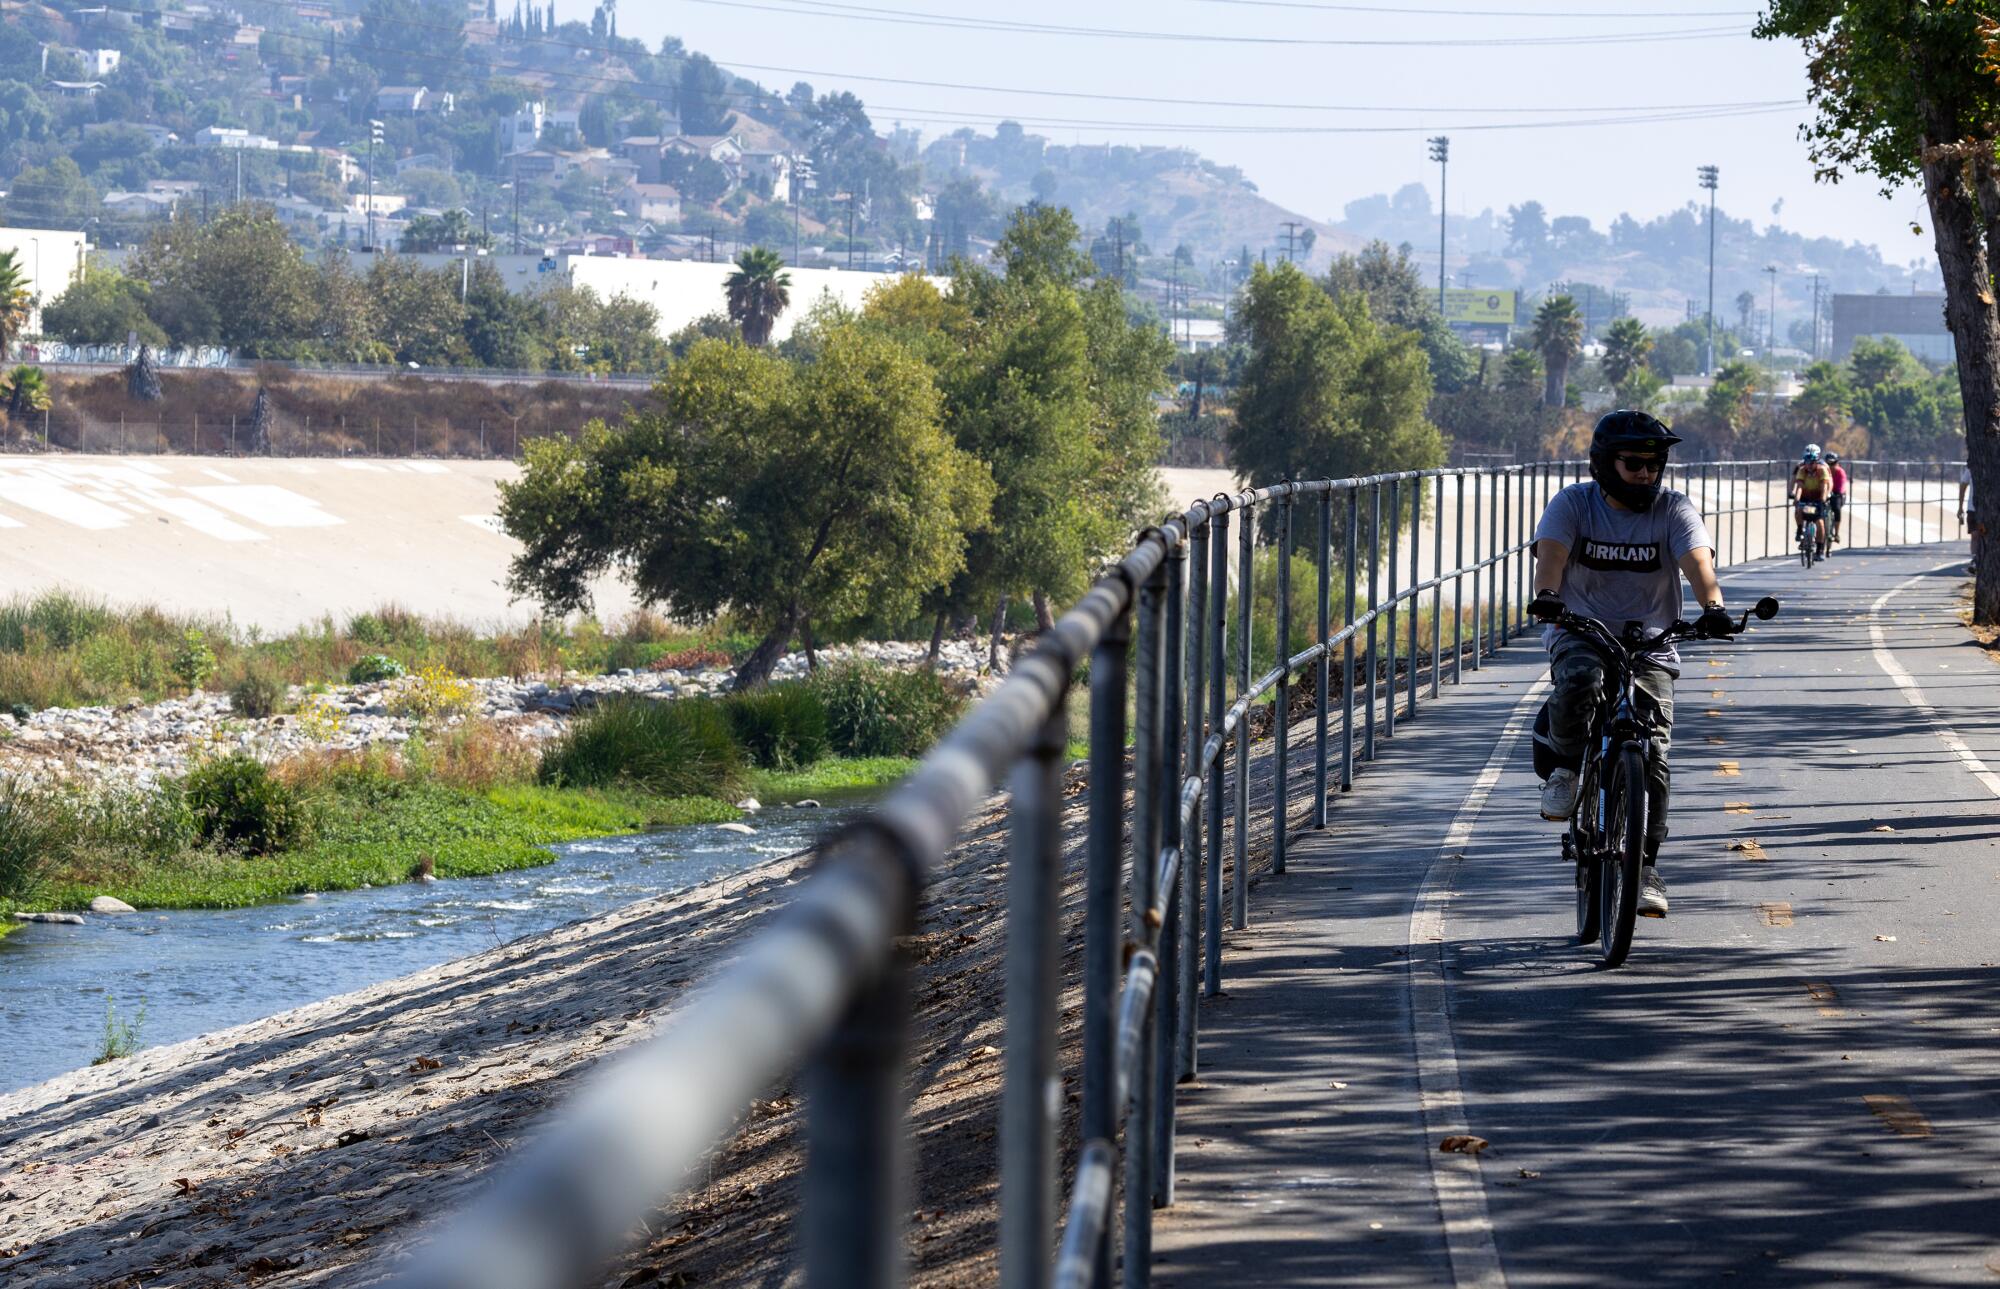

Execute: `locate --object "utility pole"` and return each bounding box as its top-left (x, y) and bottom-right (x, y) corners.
top-left (234, 147), bottom-right (243, 205)
top-left (1428, 135), bottom-right (1449, 316)
top-left (1279, 220), bottom-right (1303, 263)
top-left (366, 118), bottom-right (384, 251)
top-left (791, 155), bottom-right (813, 266)
top-left (1764, 264), bottom-right (1778, 353)
top-left (1698, 165), bottom-right (1719, 375)
top-left (1810, 271), bottom-right (1823, 361)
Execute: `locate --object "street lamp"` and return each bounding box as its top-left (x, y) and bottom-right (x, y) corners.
top-left (1764, 263), bottom-right (1779, 354)
top-left (1427, 136), bottom-right (1449, 317)
top-left (1698, 165), bottom-right (1719, 374)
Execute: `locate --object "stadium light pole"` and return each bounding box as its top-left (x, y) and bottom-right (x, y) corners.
top-left (1698, 165), bottom-right (1719, 375)
top-left (367, 119), bottom-right (385, 252)
top-left (1764, 263), bottom-right (1779, 355)
top-left (1428, 135), bottom-right (1449, 317)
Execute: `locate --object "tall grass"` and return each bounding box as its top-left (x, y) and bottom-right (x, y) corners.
top-left (0, 590), bottom-right (756, 713)
top-left (725, 683), bottom-right (831, 770)
top-left (538, 696), bottom-right (748, 799)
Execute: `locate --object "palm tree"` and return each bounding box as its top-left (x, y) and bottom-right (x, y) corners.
top-left (0, 250), bottom-right (30, 363)
top-left (724, 247), bottom-right (791, 347)
top-left (1600, 316), bottom-right (1653, 392)
top-left (1531, 294), bottom-right (1583, 409)
top-left (1498, 347), bottom-right (1543, 395)
top-left (2, 365), bottom-right (50, 420)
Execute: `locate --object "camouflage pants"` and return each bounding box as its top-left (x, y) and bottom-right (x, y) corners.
top-left (1546, 632), bottom-right (1676, 862)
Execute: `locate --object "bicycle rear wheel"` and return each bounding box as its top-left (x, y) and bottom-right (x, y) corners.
top-left (1598, 743), bottom-right (1647, 967)
top-left (1571, 765), bottom-right (1600, 943)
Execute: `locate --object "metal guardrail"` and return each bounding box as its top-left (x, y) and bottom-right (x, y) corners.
top-left (394, 457), bottom-right (1965, 1289)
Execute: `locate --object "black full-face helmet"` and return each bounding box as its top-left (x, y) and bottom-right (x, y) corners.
top-left (1588, 409), bottom-right (1682, 512)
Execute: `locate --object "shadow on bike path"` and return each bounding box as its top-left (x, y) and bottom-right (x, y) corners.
top-left (1158, 547), bottom-right (2000, 1287)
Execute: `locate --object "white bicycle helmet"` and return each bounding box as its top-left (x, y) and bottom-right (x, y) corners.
top-left (1802, 444), bottom-right (1822, 462)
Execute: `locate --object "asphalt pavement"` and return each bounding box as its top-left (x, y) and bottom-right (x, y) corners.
top-left (1155, 543), bottom-right (2000, 1287)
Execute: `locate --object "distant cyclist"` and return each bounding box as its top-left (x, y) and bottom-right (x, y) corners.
top-left (1825, 451), bottom-right (1848, 545)
top-left (1960, 463), bottom-right (1981, 574)
top-left (1527, 410), bottom-right (1729, 919)
top-left (1790, 445), bottom-right (1834, 559)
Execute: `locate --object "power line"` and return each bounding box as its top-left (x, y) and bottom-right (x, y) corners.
top-left (1185, 0), bottom-right (1756, 14)
top-left (122, 0), bottom-right (1785, 118)
top-left (682, 0), bottom-right (1751, 47)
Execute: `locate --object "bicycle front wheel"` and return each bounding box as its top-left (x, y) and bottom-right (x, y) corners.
top-left (1598, 743), bottom-right (1647, 967)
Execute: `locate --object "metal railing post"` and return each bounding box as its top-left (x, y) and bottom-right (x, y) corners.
top-left (1155, 540), bottom-right (1186, 1194)
top-left (1342, 488), bottom-right (1357, 791)
top-left (1430, 472), bottom-right (1443, 700)
top-left (1082, 603), bottom-right (1132, 1289)
top-left (1314, 488), bottom-right (1331, 826)
top-left (1408, 474), bottom-right (1422, 714)
top-left (1234, 504), bottom-right (1252, 932)
top-left (1453, 472), bottom-right (1465, 685)
top-left (1384, 478), bottom-right (1399, 739)
top-left (1182, 519), bottom-right (1207, 1067)
top-left (1499, 468), bottom-right (1512, 645)
top-left (1000, 702), bottom-right (1068, 1289)
top-left (1273, 489), bottom-right (1292, 876)
top-left (1365, 482), bottom-right (1381, 759)
top-left (1126, 556), bottom-right (1165, 1280)
top-left (1470, 470), bottom-right (1483, 672)
top-left (803, 911), bottom-right (916, 1289)
top-left (1205, 503), bottom-right (1228, 997)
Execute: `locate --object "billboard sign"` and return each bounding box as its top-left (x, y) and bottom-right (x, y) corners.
top-left (1442, 289), bottom-right (1516, 325)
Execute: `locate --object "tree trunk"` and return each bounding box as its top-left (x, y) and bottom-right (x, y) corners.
top-left (927, 608), bottom-right (947, 668)
top-left (802, 617), bottom-right (819, 672)
top-left (987, 594), bottom-right (1009, 672)
top-left (1917, 101), bottom-right (2000, 622)
top-left (732, 606), bottom-right (798, 691)
top-left (1032, 589), bottom-right (1054, 631)
top-left (1543, 357), bottom-right (1567, 409)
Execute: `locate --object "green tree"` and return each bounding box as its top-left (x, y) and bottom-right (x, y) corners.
top-left (1, 365), bottom-right (49, 420)
top-left (366, 256), bottom-right (467, 365)
top-left (1599, 316), bottom-right (1653, 393)
top-left (1755, 0), bottom-right (2000, 609)
top-left (461, 259), bottom-right (548, 368)
top-left (0, 81), bottom-right (53, 150)
top-left (0, 249), bottom-right (29, 358)
top-left (399, 209), bottom-right (491, 253)
top-left (1322, 239), bottom-right (1476, 393)
top-left (499, 324), bottom-right (993, 689)
top-left (1848, 334), bottom-right (1920, 391)
top-left (677, 53), bottom-right (737, 136)
top-left (130, 209), bottom-right (315, 351)
top-left (1704, 360), bottom-right (1760, 431)
top-left (1228, 262), bottom-right (1443, 554)
top-left (1530, 294), bottom-right (1583, 409)
top-left (358, 0), bottom-right (464, 88)
top-left (724, 247), bottom-right (791, 346)
top-left (38, 266), bottom-right (166, 347)
top-left (1794, 360), bottom-right (1855, 437)
top-left (5, 157), bottom-right (96, 227)
top-left (1499, 347), bottom-right (1543, 395)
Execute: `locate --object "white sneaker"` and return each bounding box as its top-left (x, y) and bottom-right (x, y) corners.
top-left (1540, 768), bottom-right (1579, 821)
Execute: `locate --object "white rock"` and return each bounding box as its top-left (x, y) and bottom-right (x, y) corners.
top-left (735, 797), bottom-right (761, 812)
top-left (12, 911), bottom-right (85, 925)
top-left (717, 822), bottom-right (757, 835)
top-left (89, 895), bottom-right (137, 914)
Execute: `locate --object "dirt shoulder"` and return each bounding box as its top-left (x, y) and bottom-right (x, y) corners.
top-left (0, 706), bottom-right (1304, 1287)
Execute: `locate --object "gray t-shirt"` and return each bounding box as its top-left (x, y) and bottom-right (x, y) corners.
top-left (1534, 481), bottom-right (1713, 672)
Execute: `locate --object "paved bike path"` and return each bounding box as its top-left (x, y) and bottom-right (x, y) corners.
top-left (1155, 545), bottom-right (2000, 1286)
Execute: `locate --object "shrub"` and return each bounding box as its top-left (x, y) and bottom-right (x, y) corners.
top-left (0, 783), bottom-right (77, 900)
top-left (228, 666), bottom-right (286, 718)
top-left (409, 718), bottom-right (538, 791)
top-left (347, 653), bottom-right (406, 684)
top-left (650, 646), bottom-right (732, 673)
top-left (808, 663), bottom-right (963, 759)
top-left (93, 995), bottom-right (146, 1065)
top-left (538, 696), bottom-right (745, 798)
top-left (294, 693), bottom-right (347, 741)
top-left (0, 591), bottom-right (111, 652)
top-left (387, 664), bottom-right (479, 720)
top-left (184, 754), bottom-right (315, 854)
top-left (724, 683), bottom-right (830, 770)
top-left (171, 628), bottom-right (217, 692)
top-left (345, 612), bottom-right (393, 647)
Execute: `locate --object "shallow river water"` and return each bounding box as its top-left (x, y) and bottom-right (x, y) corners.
top-left (0, 800), bottom-right (859, 1094)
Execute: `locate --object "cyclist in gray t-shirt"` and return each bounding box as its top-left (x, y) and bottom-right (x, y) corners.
top-left (1526, 411), bottom-right (1729, 919)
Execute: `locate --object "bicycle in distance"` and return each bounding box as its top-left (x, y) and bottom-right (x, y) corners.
top-left (1558, 597), bottom-right (1781, 966)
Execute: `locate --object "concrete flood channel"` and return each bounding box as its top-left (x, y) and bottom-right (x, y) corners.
top-left (0, 797), bottom-right (868, 1093)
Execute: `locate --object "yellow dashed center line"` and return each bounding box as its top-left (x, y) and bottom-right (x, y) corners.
top-left (1805, 981), bottom-right (1844, 1017)
top-left (1863, 1094), bottom-right (1933, 1138)
top-left (1724, 802), bottom-right (1753, 814)
top-left (1716, 761), bottom-right (1740, 777)
top-left (1758, 901), bottom-right (1793, 926)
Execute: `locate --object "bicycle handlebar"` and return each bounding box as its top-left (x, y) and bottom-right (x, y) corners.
top-left (1546, 595), bottom-right (1780, 662)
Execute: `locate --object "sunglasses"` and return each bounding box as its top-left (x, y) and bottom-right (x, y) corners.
top-left (1614, 455), bottom-right (1666, 475)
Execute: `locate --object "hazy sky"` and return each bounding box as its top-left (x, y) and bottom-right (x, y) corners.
top-left (625, 0), bottom-right (1937, 278)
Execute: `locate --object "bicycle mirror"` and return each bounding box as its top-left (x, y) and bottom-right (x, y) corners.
top-left (1753, 597), bottom-right (1780, 620)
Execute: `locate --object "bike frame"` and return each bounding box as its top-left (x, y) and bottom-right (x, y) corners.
top-left (1559, 615), bottom-right (1673, 852)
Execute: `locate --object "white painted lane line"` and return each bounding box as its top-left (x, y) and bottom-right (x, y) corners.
top-left (1869, 562), bottom-right (2000, 800)
top-left (1409, 675), bottom-right (1548, 1289)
